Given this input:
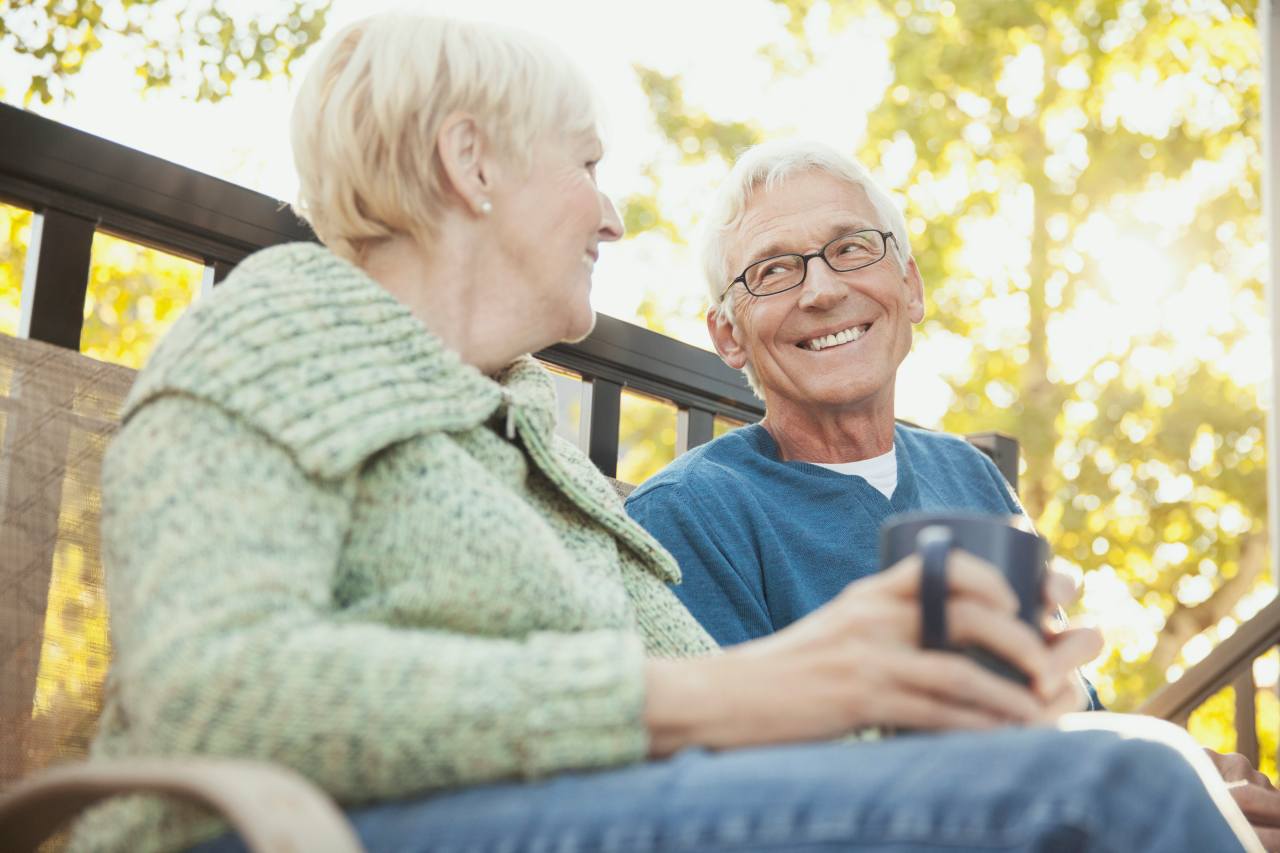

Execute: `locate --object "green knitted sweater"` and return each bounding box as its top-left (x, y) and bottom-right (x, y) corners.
top-left (69, 243), bottom-right (719, 853)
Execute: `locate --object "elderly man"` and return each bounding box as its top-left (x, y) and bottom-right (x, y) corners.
top-left (625, 138), bottom-right (1280, 850)
top-left (627, 139), bottom-right (1023, 648)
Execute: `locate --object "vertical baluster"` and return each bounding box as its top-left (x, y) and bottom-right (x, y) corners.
top-left (963, 431), bottom-right (1020, 492)
top-left (580, 377), bottom-right (621, 478)
top-left (676, 407), bottom-right (715, 455)
top-left (18, 209), bottom-right (96, 350)
top-left (212, 259), bottom-right (235, 285)
top-left (1235, 668), bottom-right (1259, 767)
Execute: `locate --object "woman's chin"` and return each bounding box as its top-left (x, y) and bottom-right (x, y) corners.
top-left (562, 308), bottom-right (597, 344)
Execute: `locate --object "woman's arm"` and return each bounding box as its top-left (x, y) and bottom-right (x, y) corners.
top-left (103, 397), bottom-right (651, 801)
top-left (644, 552), bottom-right (1103, 756)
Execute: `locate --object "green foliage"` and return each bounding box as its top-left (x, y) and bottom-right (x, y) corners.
top-left (634, 66), bottom-right (763, 164)
top-left (0, 205), bottom-right (30, 336)
top-left (2, 0), bottom-right (331, 104)
top-left (621, 67), bottom-right (765, 241)
top-left (81, 231), bottom-right (204, 369)
top-left (618, 391), bottom-right (678, 485)
top-left (1188, 678), bottom-right (1278, 779)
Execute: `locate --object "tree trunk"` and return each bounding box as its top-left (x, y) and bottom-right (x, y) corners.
top-left (1147, 531), bottom-right (1270, 677)
top-left (1019, 140), bottom-right (1058, 522)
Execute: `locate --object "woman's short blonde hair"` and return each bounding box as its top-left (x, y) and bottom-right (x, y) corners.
top-left (291, 15), bottom-right (597, 262)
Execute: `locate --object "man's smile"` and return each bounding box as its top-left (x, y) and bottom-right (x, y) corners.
top-left (799, 322), bottom-right (873, 352)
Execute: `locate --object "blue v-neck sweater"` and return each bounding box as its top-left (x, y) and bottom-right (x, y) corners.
top-left (625, 423), bottom-right (1021, 647)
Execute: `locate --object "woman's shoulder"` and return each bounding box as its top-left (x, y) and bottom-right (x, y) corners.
top-left (121, 242), bottom-right (501, 480)
top-left (126, 243), bottom-right (389, 400)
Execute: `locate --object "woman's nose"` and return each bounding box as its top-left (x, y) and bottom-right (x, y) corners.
top-left (598, 192), bottom-right (624, 242)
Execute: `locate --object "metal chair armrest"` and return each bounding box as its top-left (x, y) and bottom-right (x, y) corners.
top-left (0, 758), bottom-right (364, 852)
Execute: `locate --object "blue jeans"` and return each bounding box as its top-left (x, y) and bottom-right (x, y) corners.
top-left (191, 725), bottom-right (1246, 852)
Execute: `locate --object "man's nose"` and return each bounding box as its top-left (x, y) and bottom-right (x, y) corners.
top-left (796, 257), bottom-right (847, 310)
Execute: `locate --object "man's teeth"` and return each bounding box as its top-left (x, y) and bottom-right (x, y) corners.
top-left (805, 324), bottom-right (869, 351)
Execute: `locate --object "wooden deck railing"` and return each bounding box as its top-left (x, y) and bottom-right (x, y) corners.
top-left (1139, 595), bottom-right (1280, 767)
top-left (0, 102), bottom-right (1022, 486)
top-left (0, 102), bottom-right (765, 479)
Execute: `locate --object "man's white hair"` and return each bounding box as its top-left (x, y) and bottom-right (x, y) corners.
top-left (291, 14), bottom-right (597, 263)
top-left (699, 139), bottom-right (913, 396)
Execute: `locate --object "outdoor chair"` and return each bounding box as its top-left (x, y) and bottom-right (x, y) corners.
top-left (0, 334), bottom-right (365, 852)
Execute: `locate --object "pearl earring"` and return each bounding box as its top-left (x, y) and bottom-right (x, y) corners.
top-left (479, 200), bottom-right (493, 215)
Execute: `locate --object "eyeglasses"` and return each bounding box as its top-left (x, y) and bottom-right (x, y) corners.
top-left (720, 229), bottom-right (898, 300)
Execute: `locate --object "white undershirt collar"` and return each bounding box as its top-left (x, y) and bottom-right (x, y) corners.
top-left (807, 444), bottom-right (898, 499)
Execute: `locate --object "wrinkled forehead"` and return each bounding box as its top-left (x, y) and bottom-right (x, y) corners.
top-left (729, 171), bottom-right (884, 272)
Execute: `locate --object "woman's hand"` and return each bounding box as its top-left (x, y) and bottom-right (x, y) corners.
top-left (1204, 749), bottom-right (1280, 851)
top-left (645, 551), bottom-right (1103, 756)
top-left (1040, 570), bottom-right (1105, 715)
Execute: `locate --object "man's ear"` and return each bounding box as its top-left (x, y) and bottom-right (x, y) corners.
top-left (437, 112), bottom-right (493, 216)
top-left (904, 256), bottom-right (925, 324)
top-left (707, 306), bottom-right (749, 370)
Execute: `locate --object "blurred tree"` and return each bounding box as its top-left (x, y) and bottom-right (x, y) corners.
top-left (80, 231), bottom-right (205, 368)
top-left (626, 0), bottom-right (1270, 721)
top-left (2, 0), bottom-right (330, 104)
top-left (0, 205), bottom-right (30, 336)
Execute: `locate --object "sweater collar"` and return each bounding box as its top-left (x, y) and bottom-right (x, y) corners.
top-left (123, 243), bottom-right (558, 480)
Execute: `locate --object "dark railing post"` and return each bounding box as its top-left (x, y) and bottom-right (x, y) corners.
top-left (677, 407), bottom-right (715, 454)
top-left (581, 377), bottom-right (621, 478)
top-left (20, 209), bottom-right (95, 350)
top-left (963, 431), bottom-right (1019, 492)
top-left (211, 259), bottom-right (235, 285)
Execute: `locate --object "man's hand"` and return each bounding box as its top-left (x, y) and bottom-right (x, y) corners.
top-left (1205, 748), bottom-right (1280, 851)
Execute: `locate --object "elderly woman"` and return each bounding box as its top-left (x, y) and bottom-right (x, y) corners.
top-left (68, 13), bottom-right (1255, 853)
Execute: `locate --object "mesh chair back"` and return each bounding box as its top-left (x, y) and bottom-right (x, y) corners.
top-left (0, 335), bottom-right (134, 790)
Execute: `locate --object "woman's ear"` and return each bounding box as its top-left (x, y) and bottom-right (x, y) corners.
top-left (437, 112), bottom-right (494, 216)
top-left (707, 306), bottom-right (749, 370)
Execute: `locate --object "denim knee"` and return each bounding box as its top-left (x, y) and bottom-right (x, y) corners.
top-left (1078, 732), bottom-right (1245, 852)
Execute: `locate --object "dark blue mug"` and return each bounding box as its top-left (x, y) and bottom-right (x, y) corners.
top-left (880, 512), bottom-right (1048, 684)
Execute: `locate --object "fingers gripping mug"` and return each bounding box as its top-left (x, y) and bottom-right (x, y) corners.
top-left (880, 512), bottom-right (1049, 685)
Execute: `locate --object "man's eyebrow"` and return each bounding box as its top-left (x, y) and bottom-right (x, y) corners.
top-left (744, 220), bottom-right (879, 267)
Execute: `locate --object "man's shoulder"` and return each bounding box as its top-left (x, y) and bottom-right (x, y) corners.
top-left (626, 425), bottom-right (764, 506)
top-left (895, 422), bottom-right (1020, 510)
top-left (896, 422), bottom-right (990, 464)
